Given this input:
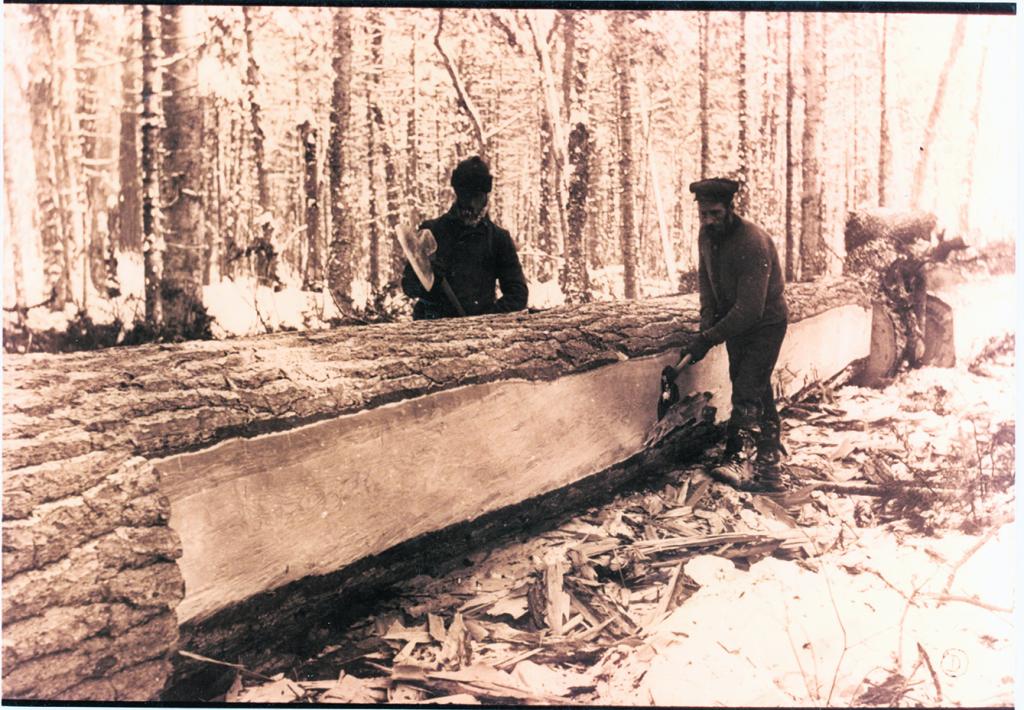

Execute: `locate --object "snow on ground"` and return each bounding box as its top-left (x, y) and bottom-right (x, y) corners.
top-left (598, 525), bottom-right (1014, 706)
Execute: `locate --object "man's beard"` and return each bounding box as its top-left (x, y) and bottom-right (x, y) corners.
top-left (454, 201), bottom-right (488, 227)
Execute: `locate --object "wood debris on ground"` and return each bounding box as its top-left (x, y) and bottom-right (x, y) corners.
top-left (205, 332), bottom-right (1014, 706)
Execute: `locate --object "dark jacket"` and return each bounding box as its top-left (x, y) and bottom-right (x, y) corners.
top-left (401, 209), bottom-right (529, 319)
top-left (698, 214), bottom-right (788, 344)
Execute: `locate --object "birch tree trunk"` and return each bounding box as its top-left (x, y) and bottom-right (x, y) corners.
top-left (800, 13), bottom-right (825, 280)
top-left (735, 12), bottom-right (749, 215)
top-left (141, 5), bottom-right (162, 329)
top-left (3, 119), bottom-right (27, 310)
top-left (243, 6), bottom-right (276, 287)
top-left (911, 16), bottom-right (966, 208)
top-left (76, 8), bottom-right (111, 296)
top-left (54, 11), bottom-right (88, 309)
top-left (365, 18), bottom-right (404, 285)
top-left (698, 11), bottom-right (710, 179)
top-left (159, 5), bottom-right (208, 338)
top-left (559, 10), bottom-right (590, 303)
top-left (878, 14), bottom-right (891, 208)
top-left (406, 26), bottom-right (420, 224)
top-left (784, 13), bottom-right (796, 281)
top-left (327, 8), bottom-right (354, 311)
top-left (366, 11), bottom-right (383, 292)
top-left (27, 7), bottom-right (68, 308)
top-left (300, 121), bottom-right (322, 291)
top-left (613, 15), bottom-right (639, 300)
top-left (526, 11), bottom-right (571, 277)
top-left (116, 12), bottom-right (142, 254)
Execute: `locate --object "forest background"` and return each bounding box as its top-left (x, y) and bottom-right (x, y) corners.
top-left (1, 5), bottom-right (1017, 347)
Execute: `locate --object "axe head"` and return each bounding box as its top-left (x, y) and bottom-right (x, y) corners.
top-left (657, 365), bottom-right (681, 421)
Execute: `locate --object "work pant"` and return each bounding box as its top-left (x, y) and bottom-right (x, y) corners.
top-left (723, 321), bottom-right (788, 457)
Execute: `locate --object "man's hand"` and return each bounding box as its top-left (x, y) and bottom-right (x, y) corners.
top-left (430, 255), bottom-right (450, 283)
top-left (680, 334), bottom-right (713, 364)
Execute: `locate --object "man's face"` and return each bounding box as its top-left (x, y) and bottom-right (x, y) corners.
top-left (698, 200), bottom-right (732, 237)
top-left (454, 191), bottom-right (489, 226)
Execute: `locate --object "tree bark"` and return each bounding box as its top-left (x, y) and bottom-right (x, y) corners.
top-left (327, 8), bottom-right (354, 312)
top-left (53, 11), bottom-right (88, 309)
top-left (141, 5), bottom-right (162, 330)
top-left (878, 14), bottom-right (891, 207)
top-left (299, 121), bottom-right (322, 291)
top-left (3, 119), bottom-right (27, 310)
top-left (242, 6), bottom-right (276, 287)
top-left (116, 11), bottom-right (142, 254)
top-left (366, 16), bottom-right (405, 286)
top-left (526, 10), bottom-right (571, 276)
top-left (613, 14), bottom-right (638, 300)
top-left (784, 13), bottom-right (796, 281)
top-left (26, 7), bottom-right (68, 308)
top-left (698, 11), bottom-right (710, 179)
top-left (559, 11), bottom-right (590, 304)
top-left (76, 7), bottom-right (111, 297)
top-left (365, 13), bottom-right (383, 292)
top-left (735, 12), bottom-right (749, 215)
top-left (911, 16), bottom-right (967, 208)
top-left (562, 121), bottom-right (592, 304)
top-left (800, 13), bottom-right (825, 281)
top-left (159, 5), bottom-right (208, 338)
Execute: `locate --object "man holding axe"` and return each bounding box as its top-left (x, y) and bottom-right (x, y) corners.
top-left (400, 156), bottom-right (528, 320)
top-left (676, 178), bottom-right (789, 491)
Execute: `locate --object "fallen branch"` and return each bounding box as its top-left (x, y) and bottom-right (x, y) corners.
top-left (806, 481), bottom-right (961, 498)
top-left (915, 642), bottom-right (943, 703)
top-left (177, 650), bottom-right (279, 683)
top-left (927, 593), bottom-right (1013, 615)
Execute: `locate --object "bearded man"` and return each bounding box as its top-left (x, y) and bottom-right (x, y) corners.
top-left (679, 178), bottom-right (789, 491)
top-left (401, 156), bottom-right (528, 319)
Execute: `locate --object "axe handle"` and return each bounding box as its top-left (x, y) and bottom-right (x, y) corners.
top-left (669, 352), bottom-right (693, 379)
top-left (439, 277), bottom-right (467, 317)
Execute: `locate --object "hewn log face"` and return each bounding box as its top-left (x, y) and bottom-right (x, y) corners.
top-left (2, 278), bottom-right (869, 700)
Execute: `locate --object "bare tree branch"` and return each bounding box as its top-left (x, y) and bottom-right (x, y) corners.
top-left (433, 9), bottom-right (487, 157)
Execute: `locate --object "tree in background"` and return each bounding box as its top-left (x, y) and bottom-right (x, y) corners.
top-left (559, 11), bottom-right (592, 304)
top-left (2, 7), bottom-right (1013, 349)
top-left (612, 13), bottom-right (639, 300)
top-left (140, 4), bottom-right (162, 329)
top-left (158, 5), bottom-right (210, 338)
top-left (878, 14), bottom-right (891, 207)
top-left (799, 13), bottom-right (825, 280)
top-left (327, 7), bottom-right (354, 312)
top-left (26, 6), bottom-right (70, 309)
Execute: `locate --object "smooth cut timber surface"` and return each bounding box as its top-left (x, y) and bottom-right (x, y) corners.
top-left (156, 304), bottom-right (871, 624)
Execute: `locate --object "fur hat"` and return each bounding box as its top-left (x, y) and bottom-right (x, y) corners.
top-left (689, 178), bottom-right (740, 203)
top-left (451, 156), bottom-right (493, 195)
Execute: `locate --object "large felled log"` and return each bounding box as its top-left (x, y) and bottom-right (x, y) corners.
top-left (2, 278), bottom-right (871, 700)
top-left (844, 208), bottom-right (937, 252)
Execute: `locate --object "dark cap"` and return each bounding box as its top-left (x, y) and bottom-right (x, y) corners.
top-left (451, 156), bottom-right (493, 195)
top-left (689, 178), bottom-right (739, 203)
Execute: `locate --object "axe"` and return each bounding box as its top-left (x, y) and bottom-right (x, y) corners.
top-left (656, 352), bottom-right (693, 421)
top-left (396, 225), bottom-right (466, 317)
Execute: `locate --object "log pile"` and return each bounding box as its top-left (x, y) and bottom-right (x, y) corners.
top-left (3, 279), bottom-right (870, 700)
top-left (843, 208), bottom-right (960, 382)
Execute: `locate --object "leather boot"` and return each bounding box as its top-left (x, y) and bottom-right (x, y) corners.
top-left (711, 427), bottom-right (757, 488)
